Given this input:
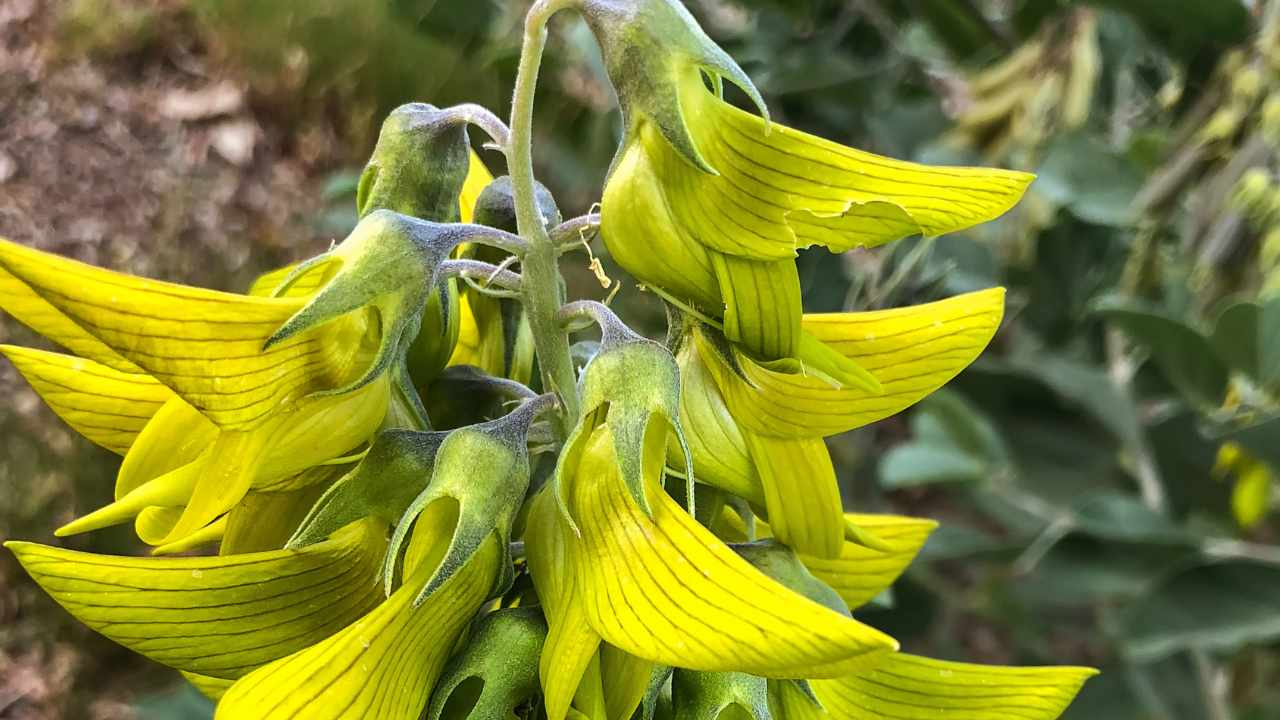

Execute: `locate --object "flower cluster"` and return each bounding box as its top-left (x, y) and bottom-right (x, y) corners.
top-left (2, 1), bottom-right (1095, 718)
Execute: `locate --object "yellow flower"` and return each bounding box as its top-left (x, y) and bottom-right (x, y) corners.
top-left (674, 288), bottom-right (1005, 557)
top-left (0, 108), bottom-right (499, 548)
top-left (583, 0), bottom-right (1031, 377)
top-left (5, 519), bottom-right (388, 681)
top-left (527, 424), bottom-right (899, 720)
top-left (0, 233), bottom-right (388, 547)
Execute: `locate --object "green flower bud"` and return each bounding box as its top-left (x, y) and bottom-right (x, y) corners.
top-left (358, 103), bottom-right (472, 222)
top-left (578, 0), bottom-right (768, 173)
top-left (553, 302), bottom-right (693, 524)
top-left (386, 395), bottom-right (551, 605)
top-left (474, 175), bottom-right (562, 233)
top-left (425, 608), bottom-right (547, 720)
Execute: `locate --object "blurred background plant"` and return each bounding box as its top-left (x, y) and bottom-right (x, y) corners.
top-left (2, 0), bottom-right (1279, 718)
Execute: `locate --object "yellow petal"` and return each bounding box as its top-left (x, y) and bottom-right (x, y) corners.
top-left (804, 514), bottom-right (935, 609)
top-left (568, 425), bottom-right (896, 678)
top-left (527, 488), bottom-right (604, 720)
top-left (810, 653), bottom-right (1096, 720)
top-left (601, 642), bottom-right (656, 720)
top-left (0, 263), bottom-right (139, 372)
top-left (1, 345), bottom-right (171, 455)
top-left (0, 238), bottom-right (375, 430)
top-left (459, 149), bottom-right (494, 223)
top-left (215, 525), bottom-right (500, 719)
top-left (672, 337), bottom-right (754, 499)
top-left (741, 431), bottom-right (843, 559)
top-left (711, 253), bottom-right (801, 361)
top-left (116, 395), bottom-right (218, 499)
top-left (6, 519), bottom-right (386, 679)
top-left (685, 78), bottom-right (1034, 260)
top-left (707, 288), bottom-right (1005, 438)
top-left (150, 514), bottom-right (227, 555)
top-left (717, 511), bottom-right (937, 609)
top-left (220, 478), bottom-right (337, 555)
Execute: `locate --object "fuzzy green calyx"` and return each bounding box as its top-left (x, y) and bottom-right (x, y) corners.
top-left (358, 102), bottom-right (473, 222)
top-left (577, 0), bottom-right (768, 174)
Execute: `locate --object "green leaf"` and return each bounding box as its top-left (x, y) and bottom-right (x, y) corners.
top-left (1070, 492), bottom-right (1190, 545)
top-left (879, 444), bottom-right (986, 489)
top-left (1209, 296), bottom-right (1280, 390)
top-left (1095, 297), bottom-right (1229, 407)
top-left (1219, 415), bottom-right (1280, 472)
top-left (1211, 301), bottom-right (1261, 379)
top-left (1036, 134), bottom-right (1143, 227)
top-left (1120, 561), bottom-right (1280, 662)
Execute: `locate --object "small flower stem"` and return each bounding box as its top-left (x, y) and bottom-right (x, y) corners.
top-left (510, 0), bottom-right (581, 430)
top-left (438, 259), bottom-right (523, 292)
top-left (551, 213), bottom-right (602, 255)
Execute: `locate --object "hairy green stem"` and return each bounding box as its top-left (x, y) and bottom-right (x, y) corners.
top-left (510, 0), bottom-right (581, 431)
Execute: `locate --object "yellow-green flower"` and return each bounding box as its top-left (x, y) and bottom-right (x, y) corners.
top-left (583, 0), bottom-right (1031, 377)
top-left (1215, 441), bottom-right (1276, 528)
top-left (0, 107), bottom-right (498, 549)
top-left (0, 234), bottom-right (390, 547)
top-left (673, 288), bottom-right (1005, 557)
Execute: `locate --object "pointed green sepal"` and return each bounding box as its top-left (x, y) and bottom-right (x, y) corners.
top-left (578, 0), bottom-right (768, 174)
top-left (266, 211), bottom-right (458, 395)
top-left (424, 608), bottom-right (547, 720)
top-left (554, 303), bottom-right (694, 529)
top-left (386, 395), bottom-right (550, 605)
top-left (357, 102), bottom-right (472, 222)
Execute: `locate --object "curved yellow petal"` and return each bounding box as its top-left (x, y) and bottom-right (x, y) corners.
top-left (148, 512), bottom-right (226, 555)
top-left (683, 79), bottom-right (1034, 261)
top-left (1, 345), bottom-right (171, 454)
top-left (741, 430), bottom-right (843, 559)
top-left (708, 288), bottom-right (1005, 438)
top-left (717, 511), bottom-right (936, 610)
top-left (527, 488), bottom-right (604, 720)
top-left (6, 519), bottom-right (386, 680)
top-left (672, 337), bottom-right (754, 499)
top-left (601, 644), bottom-right (656, 720)
top-left (116, 395), bottom-right (218, 499)
top-left (711, 253), bottom-right (801, 361)
top-left (0, 238), bottom-right (375, 430)
top-left (810, 653), bottom-right (1096, 720)
top-left (459, 149), bottom-right (494, 224)
top-left (568, 425), bottom-right (897, 678)
top-left (802, 514), bottom-right (936, 609)
top-left (0, 263), bottom-right (139, 372)
top-left (215, 526), bottom-right (500, 719)
top-left (60, 378), bottom-right (383, 547)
